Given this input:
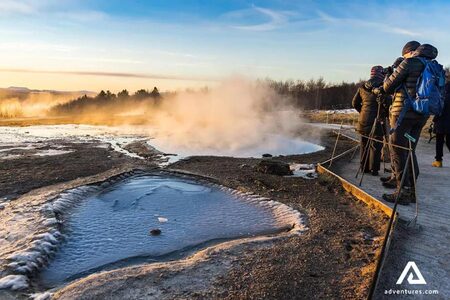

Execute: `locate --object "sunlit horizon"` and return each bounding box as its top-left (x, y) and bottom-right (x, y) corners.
top-left (1, 0), bottom-right (449, 92)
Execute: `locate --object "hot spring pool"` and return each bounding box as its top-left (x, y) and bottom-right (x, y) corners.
top-left (39, 174), bottom-right (297, 287)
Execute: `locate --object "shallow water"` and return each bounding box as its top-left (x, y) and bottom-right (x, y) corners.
top-left (39, 175), bottom-right (286, 287)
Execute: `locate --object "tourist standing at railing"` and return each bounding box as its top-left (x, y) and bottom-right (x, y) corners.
top-left (352, 66), bottom-right (385, 176)
top-left (378, 42), bottom-right (439, 205)
top-left (432, 81), bottom-right (450, 167)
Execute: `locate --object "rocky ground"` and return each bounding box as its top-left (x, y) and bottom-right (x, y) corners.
top-left (0, 130), bottom-right (388, 300)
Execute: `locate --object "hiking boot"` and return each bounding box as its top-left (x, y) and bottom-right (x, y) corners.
top-left (382, 189), bottom-right (411, 206)
top-left (371, 170), bottom-right (379, 176)
top-left (382, 178), bottom-right (397, 189)
top-left (380, 176), bottom-right (392, 183)
top-left (432, 160), bottom-right (443, 167)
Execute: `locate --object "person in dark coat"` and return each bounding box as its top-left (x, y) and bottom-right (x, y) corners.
top-left (380, 42), bottom-right (438, 205)
top-left (352, 66), bottom-right (386, 175)
top-left (432, 82), bottom-right (450, 167)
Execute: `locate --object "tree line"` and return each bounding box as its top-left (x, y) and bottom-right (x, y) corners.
top-left (263, 78), bottom-right (363, 110)
top-left (50, 87), bottom-right (161, 116)
top-left (49, 68), bottom-right (450, 115)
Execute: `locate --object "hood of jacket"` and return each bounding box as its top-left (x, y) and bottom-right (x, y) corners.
top-left (414, 44), bottom-right (438, 59)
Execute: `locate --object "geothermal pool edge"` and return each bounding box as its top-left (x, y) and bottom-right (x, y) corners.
top-left (0, 169), bottom-right (308, 295)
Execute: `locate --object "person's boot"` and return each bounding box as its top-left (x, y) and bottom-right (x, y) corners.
top-left (382, 177), bottom-right (397, 189)
top-left (432, 160), bottom-right (443, 167)
top-left (380, 176), bottom-right (392, 183)
top-left (371, 170), bottom-right (379, 176)
top-left (382, 188), bottom-right (412, 205)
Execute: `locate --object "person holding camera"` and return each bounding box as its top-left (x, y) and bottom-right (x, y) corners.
top-left (376, 42), bottom-right (439, 205)
top-left (352, 66), bottom-right (386, 176)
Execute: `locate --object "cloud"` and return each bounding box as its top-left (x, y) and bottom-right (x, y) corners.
top-left (0, 0), bottom-right (107, 22)
top-left (317, 10), bottom-right (422, 37)
top-left (0, 68), bottom-right (219, 82)
top-left (224, 6), bottom-right (290, 32)
top-left (0, 1), bottom-right (35, 15)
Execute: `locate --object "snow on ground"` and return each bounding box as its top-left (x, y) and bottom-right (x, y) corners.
top-left (289, 164), bottom-right (317, 179)
top-left (0, 124), bottom-right (324, 163)
top-left (318, 108), bottom-right (358, 114)
top-left (0, 125), bottom-right (149, 160)
top-left (0, 275), bottom-right (29, 290)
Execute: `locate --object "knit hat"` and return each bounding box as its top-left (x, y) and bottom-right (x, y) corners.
top-left (370, 65), bottom-right (385, 81)
top-left (402, 41), bottom-right (421, 56)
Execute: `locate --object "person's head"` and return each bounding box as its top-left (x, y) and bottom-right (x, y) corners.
top-left (370, 65), bottom-right (385, 81)
top-left (402, 41), bottom-right (421, 58)
top-left (414, 44), bottom-right (438, 60)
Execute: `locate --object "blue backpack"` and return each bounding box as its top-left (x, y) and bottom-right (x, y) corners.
top-left (391, 57), bottom-right (446, 134)
top-left (410, 57), bottom-right (446, 115)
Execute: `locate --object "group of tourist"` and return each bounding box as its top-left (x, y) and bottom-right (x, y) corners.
top-left (352, 41), bottom-right (449, 205)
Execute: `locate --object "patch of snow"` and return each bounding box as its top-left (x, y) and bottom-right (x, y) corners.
top-left (158, 217), bottom-right (168, 223)
top-left (0, 275), bottom-right (29, 290)
top-left (319, 108), bottom-right (358, 114)
top-left (34, 149), bottom-right (74, 157)
top-left (30, 292), bottom-right (52, 300)
top-left (0, 154), bottom-right (22, 160)
top-left (289, 163), bottom-right (317, 179)
top-left (0, 124), bottom-right (150, 160)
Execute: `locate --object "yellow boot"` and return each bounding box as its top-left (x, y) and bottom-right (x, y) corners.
top-left (432, 160), bottom-right (443, 167)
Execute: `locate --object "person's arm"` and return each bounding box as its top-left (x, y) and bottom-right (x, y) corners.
top-left (352, 88), bottom-right (362, 113)
top-left (383, 59), bottom-right (410, 94)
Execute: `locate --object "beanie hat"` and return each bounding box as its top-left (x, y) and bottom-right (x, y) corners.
top-left (370, 65), bottom-right (385, 81)
top-left (402, 41), bottom-right (421, 56)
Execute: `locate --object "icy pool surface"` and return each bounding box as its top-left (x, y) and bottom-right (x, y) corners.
top-left (40, 175), bottom-right (285, 286)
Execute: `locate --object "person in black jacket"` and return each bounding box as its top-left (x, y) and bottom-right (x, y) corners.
top-left (352, 66), bottom-right (386, 175)
top-left (379, 43), bottom-right (438, 205)
top-left (432, 82), bottom-right (450, 167)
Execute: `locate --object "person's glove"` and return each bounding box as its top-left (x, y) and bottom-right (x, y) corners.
top-left (372, 87), bottom-right (384, 95)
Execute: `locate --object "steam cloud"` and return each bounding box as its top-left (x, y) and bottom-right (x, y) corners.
top-left (149, 77), bottom-right (310, 154)
top-left (0, 91), bottom-right (87, 118)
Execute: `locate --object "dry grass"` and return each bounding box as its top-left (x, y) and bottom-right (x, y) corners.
top-left (303, 111), bottom-right (358, 126)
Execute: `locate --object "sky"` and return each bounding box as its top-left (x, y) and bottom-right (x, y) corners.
top-left (0, 0), bottom-right (449, 92)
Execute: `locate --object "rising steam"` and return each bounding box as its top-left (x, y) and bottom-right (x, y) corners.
top-left (148, 77), bottom-right (316, 155)
top-left (0, 90), bottom-right (89, 118)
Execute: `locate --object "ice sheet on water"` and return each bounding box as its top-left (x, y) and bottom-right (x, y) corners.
top-left (38, 175), bottom-right (290, 287)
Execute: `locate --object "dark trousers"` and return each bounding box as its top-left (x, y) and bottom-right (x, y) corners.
top-left (389, 116), bottom-right (427, 188)
top-left (360, 135), bottom-right (382, 172)
top-left (435, 133), bottom-right (450, 161)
